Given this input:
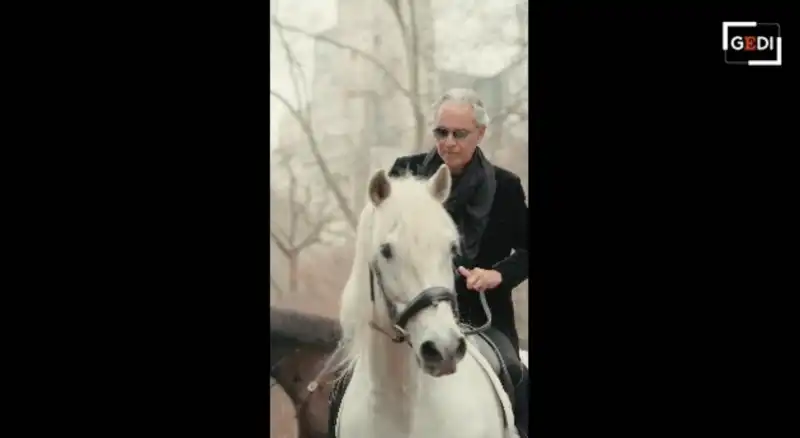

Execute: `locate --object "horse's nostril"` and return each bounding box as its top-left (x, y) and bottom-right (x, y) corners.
top-left (420, 340), bottom-right (443, 362)
top-left (455, 337), bottom-right (467, 357)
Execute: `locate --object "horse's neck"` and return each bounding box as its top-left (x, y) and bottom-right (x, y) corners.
top-left (364, 324), bottom-right (419, 425)
top-left (353, 210), bottom-right (418, 429)
top-left (366, 319), bottom-right (417, 393)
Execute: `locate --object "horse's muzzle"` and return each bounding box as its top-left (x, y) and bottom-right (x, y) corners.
top-left (417, 331), bottom-right (467, 376)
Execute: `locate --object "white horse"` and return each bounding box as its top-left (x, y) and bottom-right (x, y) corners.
top-left (333, 165), bottom-right (518, 438)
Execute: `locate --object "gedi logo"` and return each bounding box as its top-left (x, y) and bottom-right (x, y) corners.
top-left (723, 22), bottom-right (782, 66)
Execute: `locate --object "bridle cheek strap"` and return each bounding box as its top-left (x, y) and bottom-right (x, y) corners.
top-left (368, 263), bottom-right (459, 345)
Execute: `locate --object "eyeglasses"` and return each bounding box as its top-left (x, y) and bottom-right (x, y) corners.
top-left (432, 127), bottom-right (471, 141)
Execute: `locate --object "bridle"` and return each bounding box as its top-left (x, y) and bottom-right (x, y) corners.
top-left (299, 257), bottom-right (494, 405)
top-left (367, 259), bottom-right (492, 345)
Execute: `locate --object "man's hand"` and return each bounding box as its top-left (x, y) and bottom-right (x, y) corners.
top-left (457, 266), bottom-right (503, 292)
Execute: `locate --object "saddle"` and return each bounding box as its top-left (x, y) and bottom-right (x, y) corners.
top-left (466, 331), bottom-right (519, 428)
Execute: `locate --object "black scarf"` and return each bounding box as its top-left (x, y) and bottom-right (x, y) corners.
top-left (418, 147), bottom-right (496, 266)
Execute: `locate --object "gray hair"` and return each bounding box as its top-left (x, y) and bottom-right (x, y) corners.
top-left (432, 88), bottom-right (491, 128)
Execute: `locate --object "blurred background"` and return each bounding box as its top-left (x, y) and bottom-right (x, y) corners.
top-left (270, 0), bottom-right (528, 436)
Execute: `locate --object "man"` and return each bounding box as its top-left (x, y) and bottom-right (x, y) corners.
top-left (330, 88), bottom-right (530, 437)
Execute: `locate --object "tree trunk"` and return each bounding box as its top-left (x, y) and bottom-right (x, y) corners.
top-left (288, 253), bottom-right (298, 293)
top-left (413, 106), bottom-right (425, 152)
top-left (407, 0), bottom-right (424, 153)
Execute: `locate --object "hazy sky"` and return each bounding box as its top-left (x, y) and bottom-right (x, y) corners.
top-left (270, 0), bottom-right (524, 147)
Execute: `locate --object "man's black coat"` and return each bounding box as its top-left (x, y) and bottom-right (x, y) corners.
top-left (389, 153), bottom-right (529, 350)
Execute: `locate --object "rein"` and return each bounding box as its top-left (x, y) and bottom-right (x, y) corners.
top-left (300, 261), bottom-right (495, 404)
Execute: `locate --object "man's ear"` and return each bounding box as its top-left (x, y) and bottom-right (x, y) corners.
top-left (476, 125), bottom-right (486, 143)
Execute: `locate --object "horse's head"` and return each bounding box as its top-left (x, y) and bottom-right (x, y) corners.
top-left (365, 164), bottom-right (466, 377)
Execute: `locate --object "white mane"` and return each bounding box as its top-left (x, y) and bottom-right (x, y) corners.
top-left (334, 172), bottom-right (458, 377)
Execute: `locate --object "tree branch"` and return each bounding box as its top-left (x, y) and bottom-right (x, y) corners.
top-left (384, 0), bottom-right (407, 52)
top-left (286, 159), bottom-right (298, 243)
top-left (402, 0), bottom-right (426, 152)
top-left (270, 275), bottom-right (285, 296)
top-left (274, 15), bottom-right (310, 120)
top-left (295, 233), bottom-right (321, 253)
top-left (270, 220), bottom-right (291, 244)
top-left (295, 213), bottom-right (331, 252)
top-left (300, 184), bottom-right (312, 212)
top-left (270, 89), bottom-right (358, 229)
top-left (270, 17), bottom-right (427, 151)
top-left (271, 18), bottom-right (414, 103)
top-left (270, 228), bottom-right (292, 257)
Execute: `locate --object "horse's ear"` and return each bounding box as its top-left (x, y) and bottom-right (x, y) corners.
top-left (428, 164), bottom-right (451, 203)
top-left (368, 169), bottom-right (392, 206)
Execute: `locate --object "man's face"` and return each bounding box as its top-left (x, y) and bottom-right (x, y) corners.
top-left (433, 102), bottom-right (485, 174)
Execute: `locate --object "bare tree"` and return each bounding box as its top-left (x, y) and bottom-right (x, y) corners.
top-left (270, 3), bottom-right (358, 229)
top-left (270, 153), bottom-right (335, 295)
top-left (273, 0), bottom-right (528, 156)
top-left (271, 0), bottom-right (434, 153)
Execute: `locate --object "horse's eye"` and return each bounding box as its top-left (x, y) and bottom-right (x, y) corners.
top-left (380, 243), bottom-right (393, 259)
